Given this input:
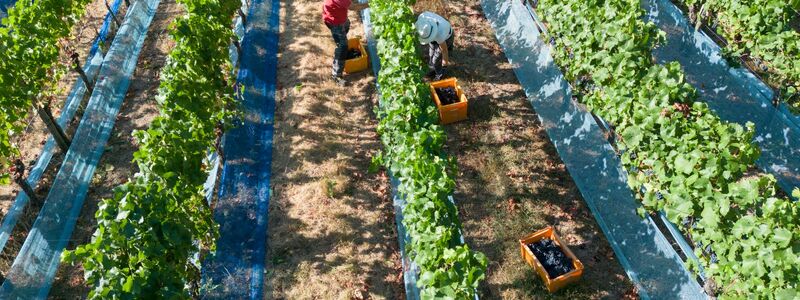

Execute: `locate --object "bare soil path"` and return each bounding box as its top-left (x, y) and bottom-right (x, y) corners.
top-left (264, 0), bottom-right (403, 298)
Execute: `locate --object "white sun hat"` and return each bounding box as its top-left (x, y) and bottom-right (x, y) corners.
top-left (415, 15), bottom-right (436, 45)
top-left (415, 12), bottom-right (452, 45)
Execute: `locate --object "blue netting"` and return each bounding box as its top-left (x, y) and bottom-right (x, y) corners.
top-left (0, 0), bottom-right (123, 261)
top-left (203, 0), bottom-right (245, 205)
top-left (643, 0), bottom-right (800, 197)
top-left (481, 0), bottom-right (707, 298)
top-left (0, 0), bottom-right (160, 297)
top-left (88, 0), bottom-right (124, 59)
top-left (199, 0), bottom-right (279, 297)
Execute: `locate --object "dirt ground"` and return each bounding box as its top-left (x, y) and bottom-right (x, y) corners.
top-left (0, 0), bottom-right (129, 277)
top-left (47, 1), bottom-right (180, 297)
top-left (264, 0), bottom-right (403, 299)
top-left (423, 0), bottom-right (637, 298)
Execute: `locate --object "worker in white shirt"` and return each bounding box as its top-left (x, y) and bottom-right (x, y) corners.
top-left (415, 11), bottom-right (454, 80)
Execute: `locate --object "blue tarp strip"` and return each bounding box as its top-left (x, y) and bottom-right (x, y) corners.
top-left (360, 6), bottom-right (475, 300)
top-left (643, 0), bottom-right (800, 196)
top-left (481, 0), bottom-right (706, 298)
top-left (0, 0), bottom-right (123, 258)
top-left (199, 0), bottom-right (279, 297)
top-left (778, 104), bottom-right (800, 134)
top-left (88, 0), bottom-right (124, 58)
top-left (203, 0), bottom-right (246, 205)
top-left (0, 0), bottom-right (160, 297)
top-left (658, 212), bottom-right (705, 278)
top-left (390, 177), bottom-right (421, 300)
top-left (591, 96), bottom-right (707, 279)
top-left (0, 54), bottom-right (102, 259)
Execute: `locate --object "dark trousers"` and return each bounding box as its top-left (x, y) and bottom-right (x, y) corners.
top-left (326, 20), bottom-right (350, 77)
top-left (428, 34), bottom-right (455, 76)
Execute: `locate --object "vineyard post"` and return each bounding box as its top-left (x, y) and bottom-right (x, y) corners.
top-left (215, 121), bottom-right (225, 163)
top-left (12, 160), bottom-right (38, 203)
top-left (106, 0), bottom-right (121, 27)
top-left (36, 104), bottom-right (72, 153)
top-left (71, 53), bottom-right (94, 94)
top-left (233, 38), bottom-right (242, 59)
top-left (238, 8), bottom-right (247, 26)
top-left (774, 90), bottom-right (781, 108)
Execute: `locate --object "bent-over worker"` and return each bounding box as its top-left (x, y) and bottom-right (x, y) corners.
top-left (415, 11), bottom-right (454, 80)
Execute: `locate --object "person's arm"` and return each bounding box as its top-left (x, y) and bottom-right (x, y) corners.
top-left (349, 2), bottom-right (369, 11)
top-left (440, 43), bottom-right (450, 65)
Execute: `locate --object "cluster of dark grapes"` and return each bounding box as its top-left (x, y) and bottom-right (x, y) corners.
top-left (527, 238), bottom-right (574, 279)
top-left (346, 48), bottom-right (362, 59)
top-left (574, 75), bottom-right (592, 91)
top-left (752, 57), bottom-right (769, 72)
top-left (435, 87), bottom-right (459, 105)
top-left (681, 217), bottom-right (691, 228)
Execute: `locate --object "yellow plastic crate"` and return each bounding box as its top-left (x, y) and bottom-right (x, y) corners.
top-left (429, 77), bottom-right (468, 124)
top-left (520, 226), bottom-right (585, 293)
top-left (344, 38), bottom-right (368, 74)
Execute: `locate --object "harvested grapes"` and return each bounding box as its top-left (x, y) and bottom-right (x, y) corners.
top-left (347, 48), bottom-right (361, 59)
top-left (527, 238), bottom-right (574, 279)
top-left (435, 87), bottom-right (459, 105)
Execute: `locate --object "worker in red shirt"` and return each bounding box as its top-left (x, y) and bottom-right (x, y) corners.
top-left (323, 0), bottom-right (369, 86)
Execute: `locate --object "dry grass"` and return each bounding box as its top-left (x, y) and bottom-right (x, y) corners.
top-left (424, 0), bottom-right (638, 298)
top-left (264, 0), bottom-right (402, 298)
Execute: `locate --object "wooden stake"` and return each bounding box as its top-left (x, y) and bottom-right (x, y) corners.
top-left (233, 38), bottom-right (242, 59)
top-left (106, 0), bottom-right (121, 28)
top-left (71, 53), bottom-right (94, 93)
top-left (36, 104), bottom-right (71, 153)
top-left (12, 160), bottom-right (38, 203)
top-left (238, 8), bottom-right (247, 27)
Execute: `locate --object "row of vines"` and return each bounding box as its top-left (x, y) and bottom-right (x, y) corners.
top-left (537, 0), bottom-right (799, 298)
top-left (0, 0), bottom-right (92, 183)
top-left (682, 0), bottom-right (800, 113)
top-left (61, 0), bottom-right (241, 298)
top-left (369, 0), bottom-right (487, 297)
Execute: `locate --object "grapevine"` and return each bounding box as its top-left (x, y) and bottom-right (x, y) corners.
top-left (680, 0), bottom-right (800, 113)
top-left (537, 0), bottom-right (799, 297)
top-left (0, 0), bottom-right (93, 183)
top-left (61, 0), bottom-right (240, 298)
top-left (370, 0), bottom-right (488, 298)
